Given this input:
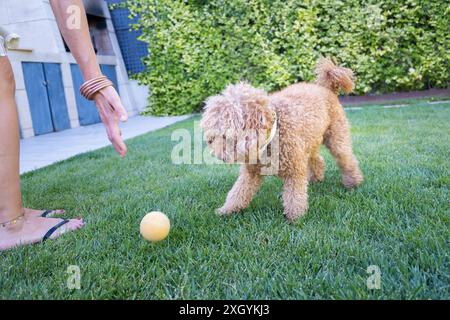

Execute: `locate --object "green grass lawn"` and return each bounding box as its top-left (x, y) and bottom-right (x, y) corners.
top-left (1, 100), bottom-right (449, 299)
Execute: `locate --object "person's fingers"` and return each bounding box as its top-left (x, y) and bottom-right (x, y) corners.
top-left (94, 89), bottom-right (128, 157)
top-left (112, 95), bottom-right (128, 122)
top-left (106, 115), bottom-right (127, 158)
top-left (106, 127), bottom-right (125, 157)
top-left (111, 132), bottom-right (127, 157)
top-left (104, 122), bottom-right (126, 157)
top-left (102, 87), bottom-right (127, 122)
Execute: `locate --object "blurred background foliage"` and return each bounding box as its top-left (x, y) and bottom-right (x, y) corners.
top-left (123, 0), bottom-right (449, 115)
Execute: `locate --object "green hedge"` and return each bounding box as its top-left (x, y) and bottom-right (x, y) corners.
top-left (125, 0), bottom-right (450, 116)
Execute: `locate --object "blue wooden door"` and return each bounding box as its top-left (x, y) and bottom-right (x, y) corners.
top-left (22, 62), bottom-right (54, 135)
top-left (43, 63), bottom-right (71, 131)
top-left (70, 64), bottom-right (101, 126)
top-left (23, 62), bottom-right (71, 135)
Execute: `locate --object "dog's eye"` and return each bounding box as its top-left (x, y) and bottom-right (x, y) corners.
top-left (207, 137), bottom-right (215, 144)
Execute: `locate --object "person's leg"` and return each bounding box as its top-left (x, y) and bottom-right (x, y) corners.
top-left (0, 56), bottom-right (22, 221)
top-left (0, 56), bottom-right (84, 251)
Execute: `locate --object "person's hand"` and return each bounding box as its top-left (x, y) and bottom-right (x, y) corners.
top-left (93, 86), bottom-right (128, 157)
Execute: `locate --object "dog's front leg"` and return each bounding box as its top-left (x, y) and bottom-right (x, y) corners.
top-left (282, 174), bottom-right (309, 222)
top-left (217, 165), bottom-right (263, 215)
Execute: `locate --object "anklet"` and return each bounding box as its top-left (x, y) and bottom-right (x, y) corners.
top-left (0, 212), bottom-right (25, 228)
top-left (80, 75), bottom-right (113, 100)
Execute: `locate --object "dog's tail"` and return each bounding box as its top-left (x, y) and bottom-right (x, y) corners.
top-left (315, 57), bottom-right (354, 94)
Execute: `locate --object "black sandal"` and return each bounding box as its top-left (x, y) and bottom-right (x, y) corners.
top-left (42, 219), bottom-right (70, 242)
top-left (41, 210), bottom-right (64, 218)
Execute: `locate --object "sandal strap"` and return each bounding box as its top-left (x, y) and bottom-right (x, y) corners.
top-left (41, 210), bottom-right (53, 217)
top-left (42, 219), bottom-right (70, 242)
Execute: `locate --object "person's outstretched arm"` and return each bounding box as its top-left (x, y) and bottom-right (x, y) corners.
top-left (50, 0), bottom-right (128, 157)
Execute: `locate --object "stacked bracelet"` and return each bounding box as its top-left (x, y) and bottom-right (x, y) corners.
top-left (80, 75), bottom-right (113, 100)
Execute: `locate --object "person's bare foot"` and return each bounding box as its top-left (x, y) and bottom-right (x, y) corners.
top-left (0, 215), bottom-right (84, 251)
top-left (24, 208), bottom-right (66, 218)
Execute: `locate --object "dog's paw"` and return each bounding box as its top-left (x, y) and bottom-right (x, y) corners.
top-left (284, 211), bottom-right (307, 223)
top-left (216, 206), bottom-right (234, 216)
top-left (309, 174), bottom-right (324, 183)
top-left (284, 203), bottom-right (308, 223)
top-left (342, 170), bottom-right (363, 189)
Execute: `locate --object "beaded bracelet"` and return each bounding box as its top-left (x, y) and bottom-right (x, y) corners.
top-left (80, 75), bottom-right (113, 100)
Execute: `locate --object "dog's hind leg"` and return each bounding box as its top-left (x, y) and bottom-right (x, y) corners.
top-left (217, 165), bottom-right (263, 215)
top-left (308, 144), bottom-right (325, 183)
top-left (282, 155), bottom-right (310, 222)
top-left (324, 112), bottom-right (363, 189)
top-left (282, 172), bottom-right (309, 222)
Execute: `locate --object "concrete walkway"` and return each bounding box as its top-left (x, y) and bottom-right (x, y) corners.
top-left (20, 115), bottom-right (191, 174)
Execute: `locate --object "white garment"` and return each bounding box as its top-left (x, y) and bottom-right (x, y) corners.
top-left (0, 36), bottom-right (7, 56)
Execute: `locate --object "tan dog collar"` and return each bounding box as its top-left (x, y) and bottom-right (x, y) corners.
top-left (258, 108), bottom-right (277, 154)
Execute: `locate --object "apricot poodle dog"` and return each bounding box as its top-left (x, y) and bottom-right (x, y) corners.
top-left (200, 58), bottom-right (363, 222)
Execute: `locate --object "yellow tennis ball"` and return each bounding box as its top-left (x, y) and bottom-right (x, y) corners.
top-left (140, 211), bottom-right (170, 242)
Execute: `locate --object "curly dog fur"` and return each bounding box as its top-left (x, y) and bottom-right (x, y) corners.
top-left (200, 58), bottom-right (363, 222)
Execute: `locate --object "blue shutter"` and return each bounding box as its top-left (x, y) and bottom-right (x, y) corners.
top-left (22, 62), bottom-right (54, 135)
top-left (43, 63), bottom-right (71, 131)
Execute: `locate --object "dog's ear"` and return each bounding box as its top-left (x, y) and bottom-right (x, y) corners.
top-left (201, 95), bottom-right (245, 131)
top-left (242, 98), bottom-right (275, 158)
top-left (244, 99), bottom-right (274, 131)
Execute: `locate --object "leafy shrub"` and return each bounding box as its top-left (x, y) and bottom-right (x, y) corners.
top-left (124, 0), bottom-right (449, 115)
